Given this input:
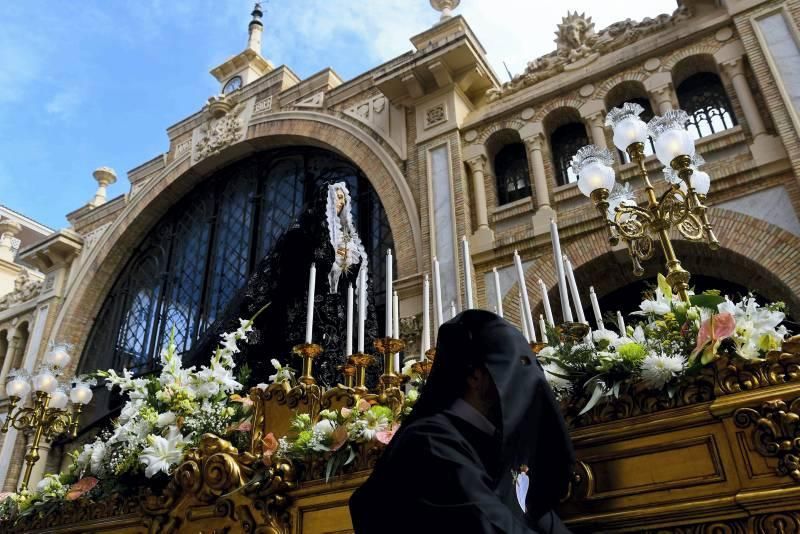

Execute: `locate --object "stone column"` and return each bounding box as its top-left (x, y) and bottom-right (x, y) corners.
top-left (0, 331), bottom-right (18, 390)
top-left (645, 72), bottom-right (677, 114)
top-left (585, 112), bottom-right (609, 150)
top-left (465, 155), bottom-right (490, 232)
top-left (721, 57), bottom-right (767, 139)
top-left (523, 134), bottom-right (551, 210)
top-left (0, 219), bottom-right (21, 263)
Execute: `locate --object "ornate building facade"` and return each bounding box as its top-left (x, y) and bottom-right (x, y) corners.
top-left (2, 0), bottom-right (800, 493)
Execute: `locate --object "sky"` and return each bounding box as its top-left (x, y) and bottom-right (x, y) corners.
top-left (0, 0), bottom-right (677, 230)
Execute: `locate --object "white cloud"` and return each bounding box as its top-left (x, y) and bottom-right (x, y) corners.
top-left (45, 89), bottom-right (82, 119)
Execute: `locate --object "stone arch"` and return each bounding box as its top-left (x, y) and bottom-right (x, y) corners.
top-left (501, 208), bottom-right (800, 327)
top-left (475, 118), bottom-right (528, 145)
top-left (50, 111), bottom-right (423, 362)
top-left (533, 96), bottom-right (585, 123)
top-left (595, 70), bottom-right (649, 101)
top-left (662, 42), bottom-right (723, 75)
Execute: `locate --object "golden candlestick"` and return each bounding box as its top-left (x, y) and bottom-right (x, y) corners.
top-left (338, 363), bottom-right (356, 389)
top-left (374, 337), bottom-right (405, 389)
top-left (557, 322), bottom-right (591, 344)
top-left (348, 353), bottom-right (375, 394)
top-left (2, 391), bottom-right (84, 491)
top-left (292, 343), bottom-right (323, 386)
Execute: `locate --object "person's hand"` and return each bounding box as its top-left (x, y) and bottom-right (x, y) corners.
top-left (337, 246), bottom-right (347, 258)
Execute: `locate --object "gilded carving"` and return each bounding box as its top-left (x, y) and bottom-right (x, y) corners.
top-left (734, 397), bottom-right (800, 483)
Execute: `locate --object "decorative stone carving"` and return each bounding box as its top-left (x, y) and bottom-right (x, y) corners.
top-left (294, 91), bottom-right (324, 109)
top-left (174, 139), bottom-right (191, 157)
top-left (194, 99), bottom-right (246, 162)
top-left (734, 397), bottom-right (800, 483)
top-left (81, 222), bottom-right (111, 252)
top-left (254, 95), bottom-right (273, 113)
top-left (424, 104), bottom-right (447, 128)
top-left (486, 5), bottom-right (692, 102)
top-left (0, 269), bottom-right (44, 311)
top-left (343, 93), bottom-right (407, 158)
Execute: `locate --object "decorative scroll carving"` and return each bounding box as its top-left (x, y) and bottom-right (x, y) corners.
top-left (734, 397), bottom-right (800, 483)
top-left (486, 6), bottom-right (692, 102)
top-left (195, 98), bottom-right (246, 161)
top-left (0, 269), bottom-right (43, 311)
top-left (424, 104), bottom-right (447, 128)
top-left (641, 511), bottom-right (800, 533)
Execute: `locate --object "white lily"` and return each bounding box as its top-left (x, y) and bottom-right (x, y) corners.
top-left (140, 426), bottom-right (188, 478)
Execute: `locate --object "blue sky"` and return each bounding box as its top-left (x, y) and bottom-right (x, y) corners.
top-left (0, 0), bottom-right (676, 230)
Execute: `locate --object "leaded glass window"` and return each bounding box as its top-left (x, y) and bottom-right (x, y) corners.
top-left (551, 122), bottom-right (589, 186)
top-left (494, 143), bottom-right (531, 205)
top-left (677, 72), bottom-right (737, 139)
top-left (80, 147), bottom-right (393, 379)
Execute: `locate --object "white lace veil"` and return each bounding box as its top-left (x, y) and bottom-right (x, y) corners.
top-left (325, 182), bottom-right (368, 294)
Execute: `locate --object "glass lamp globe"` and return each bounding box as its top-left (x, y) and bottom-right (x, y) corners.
top-left (648, 110), bottom-right (695, 167)
top-left (45, 344), bottom-right (71, 369)
top-left (691, 169), bottom-right (711, 195)
top-left (50, 387), bottom-right (69, 410)
top-left (70, 382), bottom-right (93, 405)
top-left (606, 103), bottom-right (649, 152)
top-left (32, 369), bottom-right (57, 394)
top-left (577, 161), bottom-right (615, 197)
top-left (6, 375), bottom-right (31, 399)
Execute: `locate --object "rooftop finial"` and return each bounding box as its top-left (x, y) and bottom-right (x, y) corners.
top-left (430, 0), bottom-right (460, 23)
top-left (248, 2), bottom-right (264, 53)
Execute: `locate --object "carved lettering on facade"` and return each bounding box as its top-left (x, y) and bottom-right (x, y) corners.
top-left (175, 139), bottom-right (191, 157)
top-left (254, 95), bottom-right (273, 113)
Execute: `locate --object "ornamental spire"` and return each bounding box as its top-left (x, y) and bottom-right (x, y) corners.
top-left (247, 2), bottom-right (264, 53)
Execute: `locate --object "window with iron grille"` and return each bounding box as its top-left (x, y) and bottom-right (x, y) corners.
top-left (80, 147), bottom-right (394, 378)
top-left (494, 143), bottom-right (531, 205)
top-left (550, 122), bottom-right (589, 186)
top-left (677, 72), bottom-right (737, 139)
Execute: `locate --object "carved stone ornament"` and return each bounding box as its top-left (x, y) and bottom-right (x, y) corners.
top-left (194, 97), bottom-right (246, 162)
top-left (486, 5), bottom-right (692, 102)
top-left (0, 269), bottom-right (43, 311)
top-left (735, 397), bottom-right (800, 483)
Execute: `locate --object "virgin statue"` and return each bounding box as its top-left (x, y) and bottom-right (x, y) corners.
top-left (188, 182), bottom-right (379, 388)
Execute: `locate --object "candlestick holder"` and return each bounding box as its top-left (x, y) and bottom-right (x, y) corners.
top-left (411, 359), bottom-right (434, 379)
top-left (557, 322), bottom-right (590, 344)
top-left (337, 363), bottom-right (356, 389)
top-left (292, 343), bottom-right (323, 386)
top-left (348, 353), bottom-right (375, 394)
top-left (374, 337), bottom-right (405, 389)
top-left (530, 341), bottom-right (548, 355)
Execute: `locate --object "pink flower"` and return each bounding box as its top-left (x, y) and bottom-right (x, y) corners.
top-left (330, 426), bottom-right (349, 451)
top-left (376, 424), bottom-right (400, 445)
top-left (357, 399), bottom-right (371, 412)
top-left (66, 477), bottom-right (98, 501)
top-left (235, 420), bottom-right (252, 432)
top-left (262, 432), bottom-right (279, 465)
top-left (691, 312), bottom-right (736, 365)
top-left (340, 407), bottom-right (353, 418)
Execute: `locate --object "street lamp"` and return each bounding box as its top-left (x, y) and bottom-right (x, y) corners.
top-left (572, 103), bottom-right (720, 303)
top-left (2, 344), bottom-right (94, 491)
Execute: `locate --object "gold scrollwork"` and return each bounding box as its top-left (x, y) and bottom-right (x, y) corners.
top-left (734, 397), bottom-right (800, 483)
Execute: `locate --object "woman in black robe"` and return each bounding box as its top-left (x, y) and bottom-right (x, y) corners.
top-left (188, 182), bottom-right (379, 388)
top-left (349, 309), bottom-right (575, 533)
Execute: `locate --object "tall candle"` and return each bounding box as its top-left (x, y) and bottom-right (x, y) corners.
top-left (549, 219), bottom-right (573, 322)
top-left (450, 301), bottom-right (457, 320)
top-left (589, 286), bottom-right (605, 331)
top-left (538, 279), bottom-right (555, 326)
top-left (513, 250), bottom-right (536, 342)
top-left (539, 315), bottom-right (548, 342)
top-left (385, 249), bottom-right (393, 337)
top-left (617, 310), bottom-right (626, 335)
top-left (357, 268), bottom-right (366, 353)
top-left (433, 257), bottom-right (444, 328)
top-left (563, 255), bottom-right (586, 324)
top-left (519, 292), bottom-right (530, 341)
top-left (393, 291), bottom-right (400, 340)
top-left (493, 268), bottom-right (504, 318)
top-left (422, 274), bottom-right (431, 357)
top-left (346, 284), bottom-right (354, 356)
top-left (305, 263), bottom-right (316, 343)
top-left (461, 236), bottom-right (474, 309)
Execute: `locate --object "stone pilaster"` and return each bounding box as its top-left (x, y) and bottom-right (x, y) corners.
top-left (465, 155), bottom-right (494, 252)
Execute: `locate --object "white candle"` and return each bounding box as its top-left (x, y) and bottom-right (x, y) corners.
top-left (450, 301), bottom-right (457, 320)
top-left (493, 268), bottom-right (504, 318)
top-left (563, 255), bottom-right (586, 324)
top-left (461, 236), bottom-right (474, 309)
top-left (513, 250), bottom-right (536, 342)
top-left (589, 286), bottom-right (605, 331)
top-left (538, 279), bottom-right (555, 326)
top-left (549, 219), bottom-right (573, 322)
top-left (539, 315), bottom-right (548, 342)
top-left (357, 268), bottom-right (366, 353)
top-left (385, 249), bottom-right (393, 337)
top-left (393, 291), bottom-right (400, 340)
top-left (305, 263), bottom-right (316, 343)
top-left (433, 257), bottom-right (444, 328)
top-left (617, 310), bottom-right (626, 335)
top-left (346, 284), bottom-right (354, 356)
top-left (519, 292), bottom-right (530, 341)
top-left (422, 274), bottom-right (431, 357)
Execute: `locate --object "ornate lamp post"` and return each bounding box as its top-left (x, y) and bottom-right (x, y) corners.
top-left (1, 344), bottom-right (94, 491)
top-left (572, 103), bottom-right (719, 303)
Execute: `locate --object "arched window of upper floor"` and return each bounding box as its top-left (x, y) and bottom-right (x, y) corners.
top-left (494, 143), bottom-right (531, 204)
top-left (550, 122), bottom-right (589, 186)
top-left (677, 71), bottom-right (737, 139)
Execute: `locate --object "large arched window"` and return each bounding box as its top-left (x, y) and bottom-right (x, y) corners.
top-left (80, 147), bottom-right (394, 377)
top-left (677, 72), bottom-right (737, 139)
top-left (494, 143), bottom-right (531, 205)
top-left (550, 122), bottom-right (589, 186)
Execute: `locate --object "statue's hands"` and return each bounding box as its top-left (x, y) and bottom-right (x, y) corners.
top-left (337, 246), bottom-right (347, 258)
